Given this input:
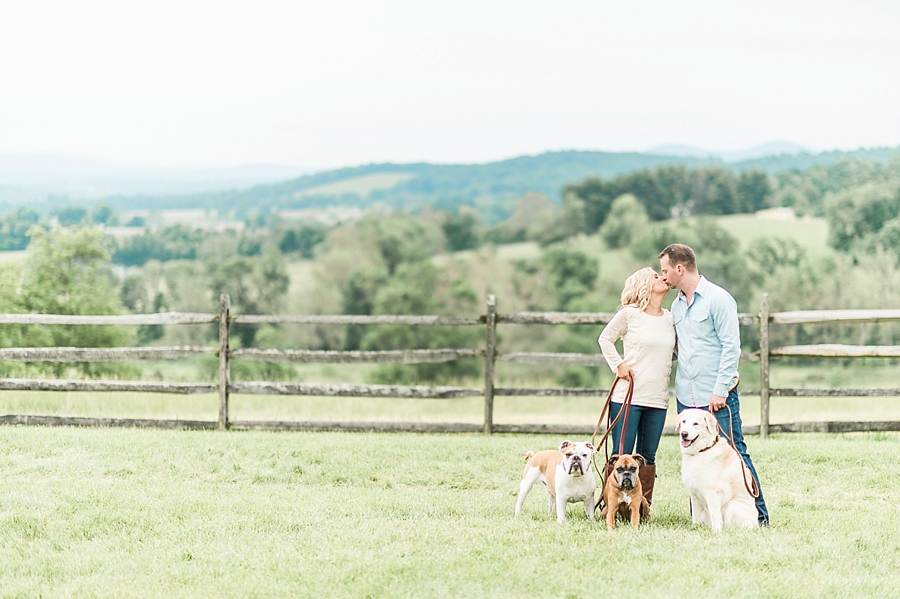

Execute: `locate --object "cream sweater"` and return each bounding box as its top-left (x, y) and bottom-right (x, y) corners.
top-left (598, 306), bottom-right (675, 409)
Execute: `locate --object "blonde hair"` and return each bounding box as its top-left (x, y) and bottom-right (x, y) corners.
top-left (619, 267), bottom-right (656, 311)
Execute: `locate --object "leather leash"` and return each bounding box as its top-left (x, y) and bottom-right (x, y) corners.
top-left (591, 375), bottom-right (635, 510)
top-left (713, 402), bottom-right (760, 499)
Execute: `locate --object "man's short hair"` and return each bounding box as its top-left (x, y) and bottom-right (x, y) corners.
top-left (658, 243), bottom-right (697, 272)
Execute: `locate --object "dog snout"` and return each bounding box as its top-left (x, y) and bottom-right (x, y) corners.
top-left (680, 430), bottom-right (689, 439)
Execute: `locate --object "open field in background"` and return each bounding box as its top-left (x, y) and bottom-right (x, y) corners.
top-left (291, 172), bottom-right (415, 199)
top-left (0, 250), bottom-right (27, 263)
top-left (1, 427), bottom-right (898, 598)
top-left (285, 260), bottom-right (318, 311)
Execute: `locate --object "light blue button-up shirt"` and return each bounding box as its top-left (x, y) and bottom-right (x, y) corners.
top-left (671, 276), bottom-right (741, 407)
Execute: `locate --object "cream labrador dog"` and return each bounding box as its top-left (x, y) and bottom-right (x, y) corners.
top-left (677, 409), bottom-right (758, 532)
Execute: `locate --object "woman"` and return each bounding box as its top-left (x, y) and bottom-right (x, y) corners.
top-left (597, 267), bottom-right (675, 506)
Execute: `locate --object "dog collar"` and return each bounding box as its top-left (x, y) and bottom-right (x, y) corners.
top-left (698, 436), bottom-right (719, 453)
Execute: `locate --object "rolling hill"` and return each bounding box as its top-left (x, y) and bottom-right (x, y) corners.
top-left (7, 145), bottom-right (900, 223)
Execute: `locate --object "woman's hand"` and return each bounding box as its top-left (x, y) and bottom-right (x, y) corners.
top-left (616, 362), bottom-right (634, 381)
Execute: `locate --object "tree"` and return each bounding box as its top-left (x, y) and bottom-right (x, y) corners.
top-left (442, 207), bottom-right (481, 252)
top-left (0, 207), bottom-right (41, 251)
top-left (355, 214), bottom-right (443, 275)
top-left (278, 225), bottom-right (326, 258)
top-left (862, 217), bottom-right (900, 260)
top-left (697, 167), bottom-right (739, 215)
top-left (736, 170), bottom-right (772, 213)
top-left (90, 204), bottom-right (116, 225)
top-left (541, 247), bottom-right (599, 310)
top-left (113, 224), bottom-right (208, 266)
top-left (360, 262), bottom-right (481, 384)
top-left (825, 184), bottom-right (900, 252)
top-left (748, 238), bottom-right (806, 273)
top-left (51, 206), bottom-right (88, 226)
top-left (599, 194), bottom-right (650, 249)
top-left (483, 192), bottom-right (555, 244)
top-left (21, 226), bottom-right (124, 319)
top-left (341, 267), bottom-right (389, 350)
top-left (612, 166), bottom-right (690, 221)
top-left (561, 177), bottom-right (614, 233)
top-left (8, 226), bottom-right (130, 374)
top-left (535, 193), bottom-right (588, 246)
top-left (206, 249), bottom-right (290, 347)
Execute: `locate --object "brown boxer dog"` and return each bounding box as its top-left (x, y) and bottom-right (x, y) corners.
top-left (601, 454), bottom-right (651, 530)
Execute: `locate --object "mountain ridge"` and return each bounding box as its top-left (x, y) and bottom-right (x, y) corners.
top-left (2, 145), bottom-right (898, 220)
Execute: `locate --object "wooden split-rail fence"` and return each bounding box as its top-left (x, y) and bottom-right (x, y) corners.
top-left (1, 293), bottom-right (900, 437)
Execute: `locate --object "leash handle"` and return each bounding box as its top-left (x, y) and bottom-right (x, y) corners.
top-left (590, 375), bottom-right (634, 456)
top-left (591, 375), bottom-right (635, 486)
top-left (617, 377), bottom-right (634, 456)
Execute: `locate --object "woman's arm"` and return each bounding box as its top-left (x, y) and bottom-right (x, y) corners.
top-left (598, 309), bottom-right (633, 379)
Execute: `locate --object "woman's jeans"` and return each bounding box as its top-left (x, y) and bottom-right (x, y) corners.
top-left (608, 402), bottom-right (667, 465)
top-left (676, 388), bottom-right (770, 526)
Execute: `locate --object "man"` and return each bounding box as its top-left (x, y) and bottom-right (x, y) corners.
top-left (659, 243), bottom-right (769, 526)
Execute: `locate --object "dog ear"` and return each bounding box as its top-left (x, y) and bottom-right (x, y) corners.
top-left (607, 454), bottom-right (619, 468)
top-left (584, 442), bottom-right (596, 453)
top-left (558, 440), bottom-right (572, 452)
top-left (633, 454), bottom-right (647, 466)
top-left (705, 412), bottom-right (718, 436)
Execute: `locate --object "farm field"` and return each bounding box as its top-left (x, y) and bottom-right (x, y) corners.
top-left (0, 426), bottom-right (897, 598)
top-left (290, 172), bottom-right (414, 199)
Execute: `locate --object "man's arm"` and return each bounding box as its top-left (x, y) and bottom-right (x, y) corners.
top-left (709, 291), bottom-right (741, 410)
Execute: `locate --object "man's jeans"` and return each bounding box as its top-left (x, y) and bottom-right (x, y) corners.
top-left (609, 402), bottom-right (667, 465)
top-left (677, 388), bottom-right (770, 525)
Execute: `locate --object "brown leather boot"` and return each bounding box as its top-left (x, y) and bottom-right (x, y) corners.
top-left (639, 463), bottom-right (657, 506)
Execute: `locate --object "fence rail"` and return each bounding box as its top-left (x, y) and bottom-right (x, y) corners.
top-left (1, 294), bottom-right (899, 435)
top-left (0, 346), bottom-right (216, 362)
top-left (0, 312), bottom-right (217, 325)
top-left (231, 348), bottom-right (485, 364)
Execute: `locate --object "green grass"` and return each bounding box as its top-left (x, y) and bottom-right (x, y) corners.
top-left (712, 213), bottom-right (830, 255)
top-left (1, 426), bottom-right (898, 598)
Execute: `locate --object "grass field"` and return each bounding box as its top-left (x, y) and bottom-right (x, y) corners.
top-left (292, 172), bottom-right (414, 199)
top-left (0, 211), bottom-right (896, 596)
top-left (1, 426), bottom-right (898, 598)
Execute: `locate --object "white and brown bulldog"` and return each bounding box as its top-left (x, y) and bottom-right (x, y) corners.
top-left (678, 408), bottom-right (758, 532)
top-left (514, 440), bottom-right (597, 522)
top-left (601, 454), bottom-right (651, 530)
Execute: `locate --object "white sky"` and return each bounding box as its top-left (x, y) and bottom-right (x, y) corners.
top-left (1, 0), bottom-right (898, 169)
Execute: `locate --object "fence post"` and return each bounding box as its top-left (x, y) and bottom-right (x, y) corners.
top-left (759, 293), bottom-right (770, 439)
top-left (218, 294), bottom-right (231, 431)
top-left (483, 295), bottom-right (497, 435)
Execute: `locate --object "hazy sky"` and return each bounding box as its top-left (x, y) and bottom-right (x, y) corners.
top-left (1, 0), bottom-right (898, 169)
